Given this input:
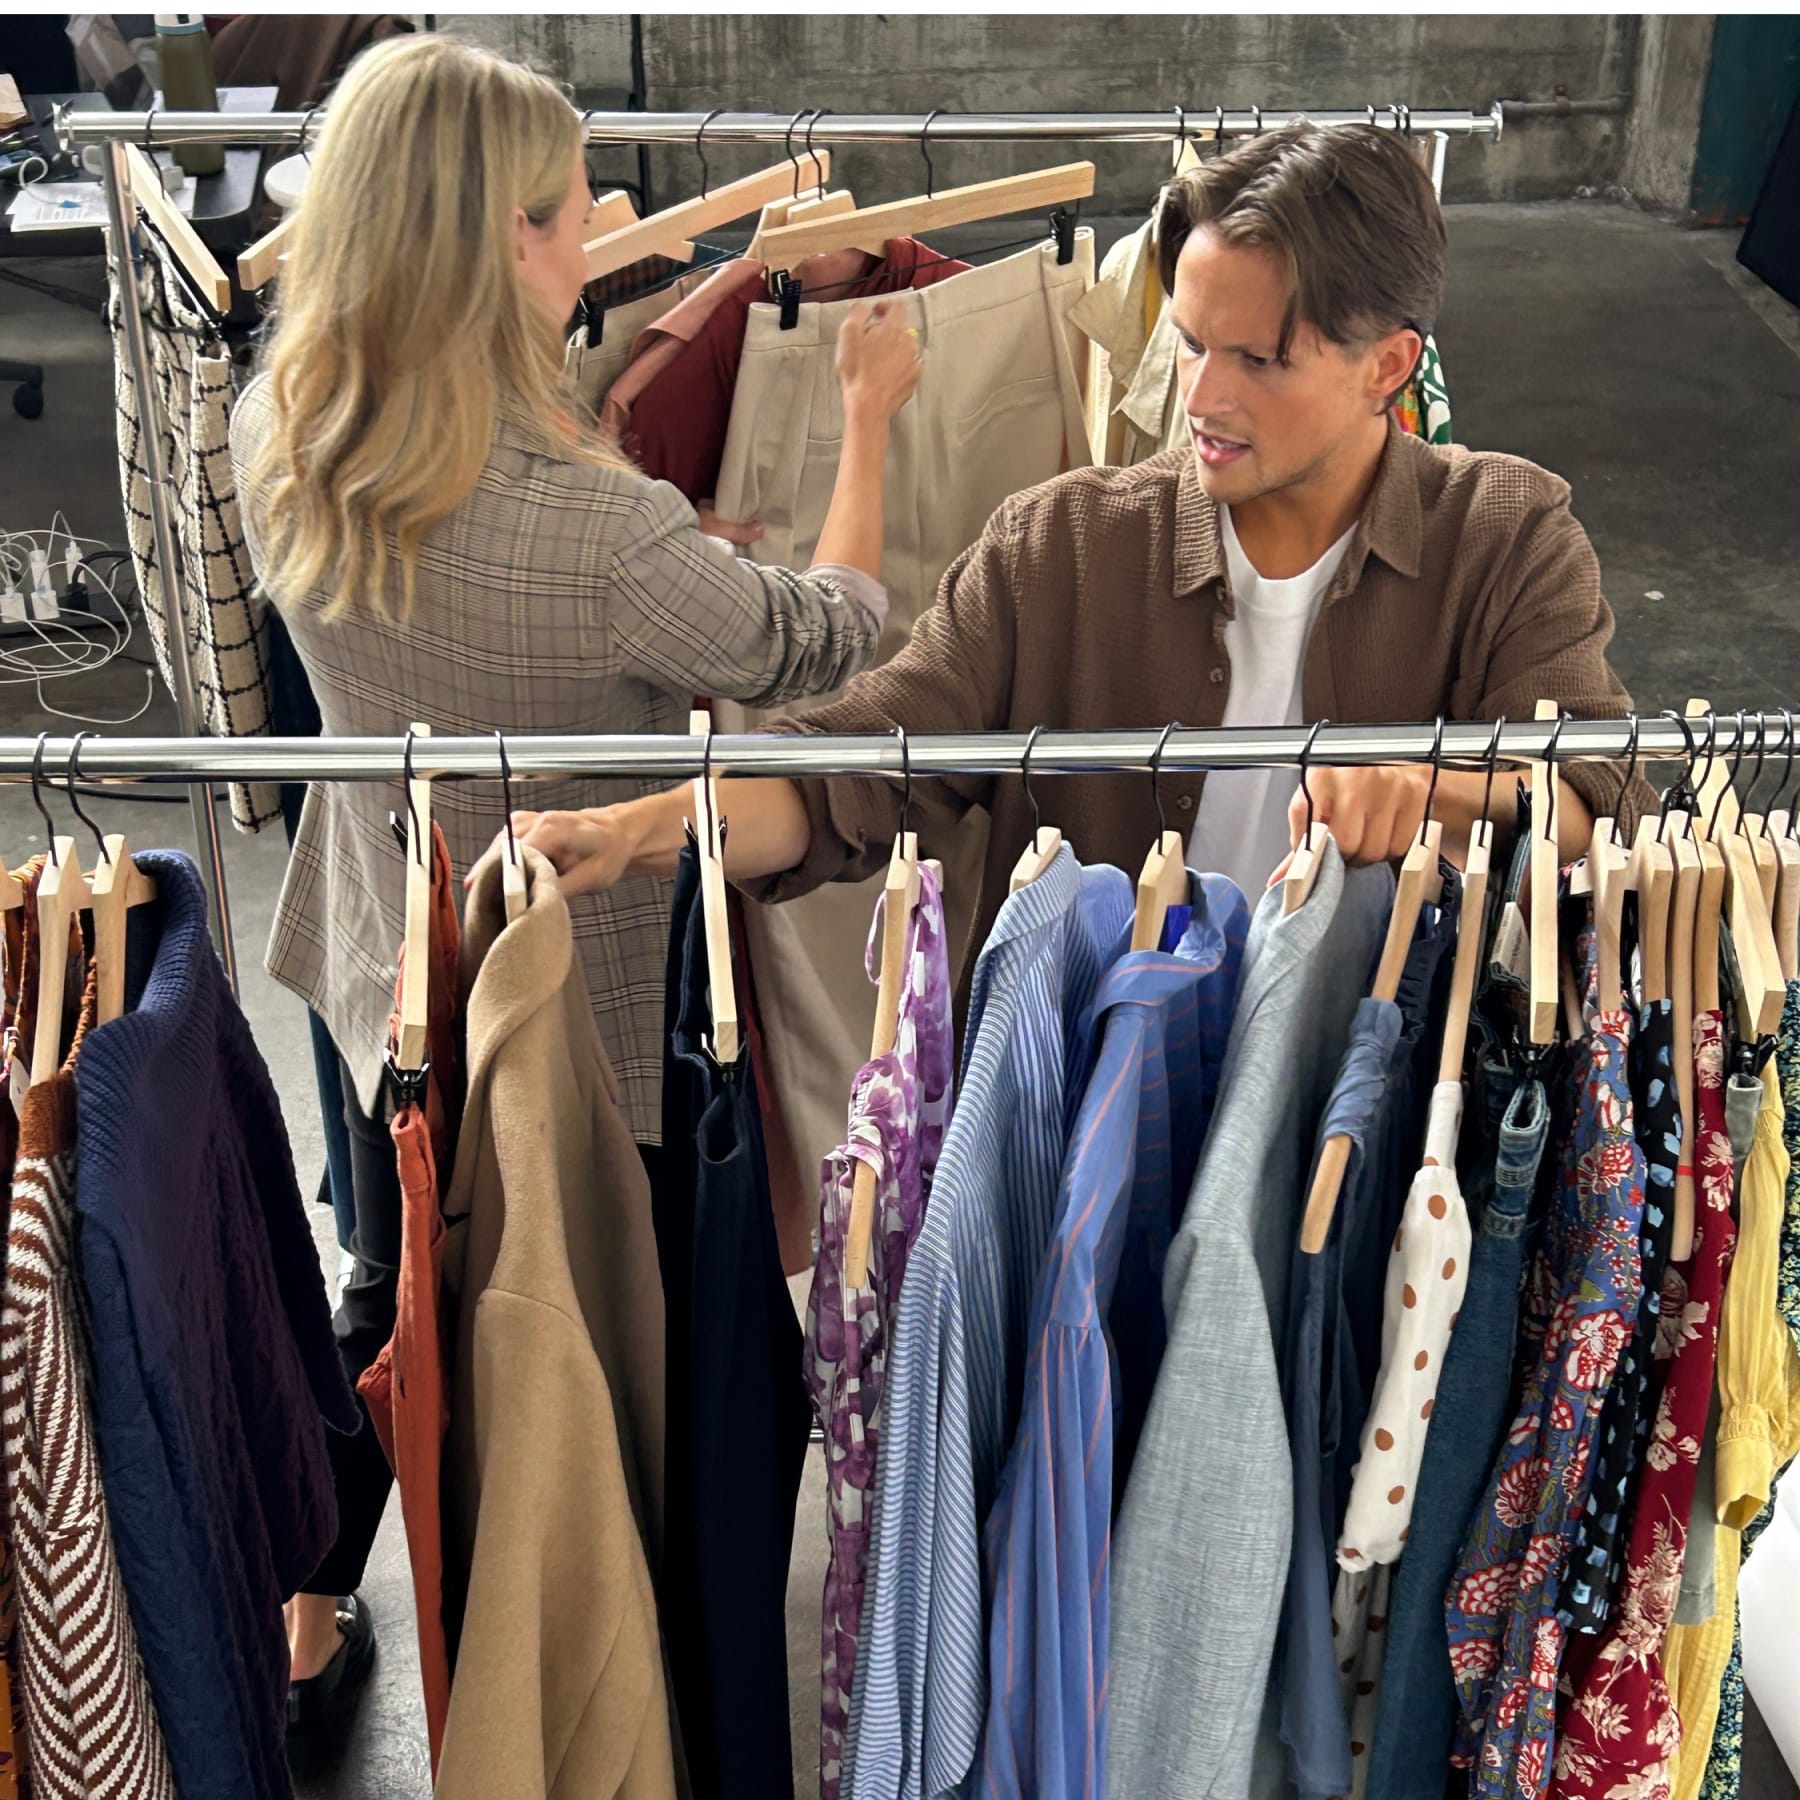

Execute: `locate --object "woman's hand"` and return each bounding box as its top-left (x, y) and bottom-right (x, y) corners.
top-left (835, 299), bottom-right (922, 427)
top-left (470, 807), bottom-right (636, 898)
top-left (696, 501), bottom-right (764, 547)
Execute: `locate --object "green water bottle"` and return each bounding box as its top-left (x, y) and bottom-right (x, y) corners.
top-left (154, 14), bottom-right (224, 177)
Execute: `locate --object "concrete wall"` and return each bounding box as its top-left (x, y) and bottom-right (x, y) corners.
top-left (1621, 14), bottom-right (1717, 210)
top-left (438, 13), bottom-right (1658, 210)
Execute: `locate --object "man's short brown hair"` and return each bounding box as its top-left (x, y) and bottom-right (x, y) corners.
top-left (1155, 121), bottom-right (1447, 367)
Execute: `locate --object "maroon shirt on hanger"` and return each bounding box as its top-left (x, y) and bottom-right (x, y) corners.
top-left (628, 237), bottom-right (972, 506)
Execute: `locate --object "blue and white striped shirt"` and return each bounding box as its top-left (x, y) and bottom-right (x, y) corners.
top-left (977, 873), bottom-right (1249, 1800)
top-left (845, 847), bottom-right (1133, 1800)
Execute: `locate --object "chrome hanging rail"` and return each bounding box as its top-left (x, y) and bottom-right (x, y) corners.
top-left (0, 715), bottom-right (1753, 787)
top-left (57, 103), bottom-right (1504, 153)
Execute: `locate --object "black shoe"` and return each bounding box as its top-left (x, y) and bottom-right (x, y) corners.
top-left (286, 1593), bottom-right (377, 1738)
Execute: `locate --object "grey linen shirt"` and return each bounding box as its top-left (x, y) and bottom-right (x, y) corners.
top-left (231, 373), bottom-right (887, 1142)
top-left (1107, 841), bottom-right (1394, 1800)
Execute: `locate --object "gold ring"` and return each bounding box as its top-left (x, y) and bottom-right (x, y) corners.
top-left (906, 327), bottom-right (920, 340)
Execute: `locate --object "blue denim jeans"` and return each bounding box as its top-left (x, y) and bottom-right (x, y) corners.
top-left (1365, 1076), bottom-right (1550, 1800)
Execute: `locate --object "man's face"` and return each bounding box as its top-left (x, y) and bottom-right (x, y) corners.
top-left (1170, 228), bottom-right (1413, 508)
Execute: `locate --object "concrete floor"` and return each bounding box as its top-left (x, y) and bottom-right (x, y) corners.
top-left (1, 201), bottom-right (1798, 1799)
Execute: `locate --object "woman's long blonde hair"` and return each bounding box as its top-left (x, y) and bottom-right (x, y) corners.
top-left (247, 34), bottom-right (625, 619)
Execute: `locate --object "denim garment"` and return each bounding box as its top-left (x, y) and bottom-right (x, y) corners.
top-left (1365, 1077), bottom-right (1551, 1800)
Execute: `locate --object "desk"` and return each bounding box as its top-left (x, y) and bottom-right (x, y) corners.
top-left (0, 85), bottom-right (276, 259)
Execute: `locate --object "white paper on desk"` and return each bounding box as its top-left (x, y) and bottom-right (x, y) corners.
top-left (6, 173), bottom-right (197, 232)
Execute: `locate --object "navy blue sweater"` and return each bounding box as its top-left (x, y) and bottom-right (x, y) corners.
top-left (74, 850), bottom-right (358, 1800)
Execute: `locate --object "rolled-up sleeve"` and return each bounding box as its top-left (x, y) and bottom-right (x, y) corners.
top-left (740, 494), bottom-right (1026, 903)
top-left (607, 480), bottom-right (886, 707)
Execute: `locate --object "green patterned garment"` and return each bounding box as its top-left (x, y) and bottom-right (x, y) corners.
top-left (1394, 334), bottom-right (1453, 446)
top-left (1698, 980), bottom-right (1800, 1800)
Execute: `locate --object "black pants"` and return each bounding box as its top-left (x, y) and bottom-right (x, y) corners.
top-left (300, 1057), bottom-right (402, 1598)
top-left (652, 844), bottom-right (809, 1800)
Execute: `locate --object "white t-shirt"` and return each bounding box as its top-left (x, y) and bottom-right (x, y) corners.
top-left (1187, 507), bottom-right (1355, 898)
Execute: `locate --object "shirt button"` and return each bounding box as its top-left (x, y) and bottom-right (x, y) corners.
top-left (1209, 667), bottom-right (1225, 685)
top-left (1177, 794), bottom-right (1194, 812)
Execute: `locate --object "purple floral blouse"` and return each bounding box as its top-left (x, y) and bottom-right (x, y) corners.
top-left (803, 863), bottom-right (954, 1800)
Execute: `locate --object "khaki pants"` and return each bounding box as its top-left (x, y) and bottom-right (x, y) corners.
top-left (563, 270), bottom-right (717, 411)
top-left (713, 234), bottom-right (1094, 1240)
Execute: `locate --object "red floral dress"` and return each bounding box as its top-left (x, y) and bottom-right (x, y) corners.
top-left (1446, 931), bottom-right (1645, 1800)
top-left (1551, 1009), bottom-right (1739, 1800)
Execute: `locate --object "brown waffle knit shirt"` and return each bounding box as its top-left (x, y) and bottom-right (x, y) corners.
top-left (747, 421), bottom-right (1645, 978)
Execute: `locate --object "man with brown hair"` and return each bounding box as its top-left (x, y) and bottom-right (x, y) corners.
top-left (514, 119), bottom-right (1636, 914)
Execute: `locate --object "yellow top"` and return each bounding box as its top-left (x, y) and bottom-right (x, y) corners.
top-left (1664, 1061), bottom-right (1800, 1800)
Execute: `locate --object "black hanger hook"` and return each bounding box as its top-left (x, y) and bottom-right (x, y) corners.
top-left (1020, 723), bottom-right (1046, 840)
top-left (1150, 721), bottom-right (1181, 841)
top-left (1614, 713), bottom-right (1640, 848)
top-left (1172, 104), bottom-right (1188, 163)
top-left (920, 107), bottom-right (942, 202)
top-left (892, 724), bottom-right (913, 840)
top-left (1658, 708), bottom-right (1698, 844)
top-left (1250, 103), bottom-right (1263, 135)
top-left (1542, 710), bottom-right (1568, 845)
top-left (694, 107), bottom-right (723, 202)
top-left (402, 727), bottom-right (424, 869)
top-left (1298, 718), bottom-right (1328, 841)
top-left (784, 108), bottom-right (813, 201)
top-left (64, 732), bottom-right (110, 866)
top-left (299, 102), bottom-right (322, 164)
top-left (1780, 707), bottom-right (1800, 842)
top-left (494, 730), bottom-right (519, 871)
top-left (1738, 710), bottom-right (1771, 838)
top-left (30, 733), bottom-right (59, 868)
top-left (1711, 708), bottom-right (1748, 840)
top-left (1479, 715), bottom-right (1507, 837)
top-left (142, 103), bottom-right (157, 161)
top-left (1416, 715), bottom-right (1445, 848)
top-left (803, 107), bottom-right (830, 189)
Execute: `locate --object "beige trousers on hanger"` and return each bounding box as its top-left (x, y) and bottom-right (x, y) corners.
top-left (713, 233), bottom-right (1095, 1253)
top-left (563, 268), bottom-right (721, 413)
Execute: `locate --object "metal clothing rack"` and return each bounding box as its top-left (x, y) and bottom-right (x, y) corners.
top-left (79, 94), bottom-right (1501, 992)
top-left (59, 104), bottom-right (1505, 152)
top-left (0, 716), bottom-right (1765, 786)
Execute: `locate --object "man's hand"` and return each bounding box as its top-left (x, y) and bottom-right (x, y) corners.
top-left (1267, 764), bottom-right (1433, 887)
top-left (470, 807), bottom-right (637, 897)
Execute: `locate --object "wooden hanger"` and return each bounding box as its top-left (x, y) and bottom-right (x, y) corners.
top-left (1629, 810), bottom-right (1676, 1007)
top-left (1657, 713), bottom-right (1704, 1264)
top-left (844, 736), bottom-right (933, 1286)
top-left (1587, 814), bottom-right (1630, 1015)
top-left (1131, 725), bottom-right (1190, 953)
top-left (393, 724), bottom-right (434, 1076)
top-left (122, 143), bottom-right (233, 313)
top-left (62, 734), bottom-right (157, 1028)
top-left (688, 711), bottom-right (740, 1064)
top-left (758, 160), bottom-right (1095, 265)
top-left (585, 152), bottom-right (830, 280)
top-left (236, 210), bottom-right (295, 292)
top-left (1437, 719), bottom-right (1507, 1087)
top-left (1009, 726), bottom-right (1064, 895)
top-left (1300, 731), bottom-right (1448, 1256)
top-left (29, 835), bottom-right (80, 1089)
top-left (1527, 700), bottom-right (1563, 1046)
top-left (1282, 720), bottom-right (1332, 917)
top-left (1762, 707), bottom-right (1800, 982)
top-left (1692, 702), bottom-right (1783, 1035)
top-left (0, 857), bottom-right (22, 913)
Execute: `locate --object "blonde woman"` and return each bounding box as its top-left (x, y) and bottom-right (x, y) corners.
top-left (231, 33), bottom-right (918, 1727)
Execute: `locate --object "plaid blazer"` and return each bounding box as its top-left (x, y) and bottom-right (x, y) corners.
top-left (230, 373), bottom-right (886, 1143)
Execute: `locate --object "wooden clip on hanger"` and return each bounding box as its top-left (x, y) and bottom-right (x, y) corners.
top-left (121, 142), bottom-right (232, 313)
top-left (688, 711), bottom-right (740, 1064)
top-left (1009, 726), bottom-right (1063, 895)
top-left (392, 724), bottom-right (435, 1077)
top-left (1300, 722), bottom-right (1448, 1254)
top-left (1283, 720), bottom-right (1333, 916)
top-left (845, 728), bottom-right (937, 1286)
top-left (1131, 724), bottom-right (1190, 953)
top-left (64, 734), bottom-right (156, 1028)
